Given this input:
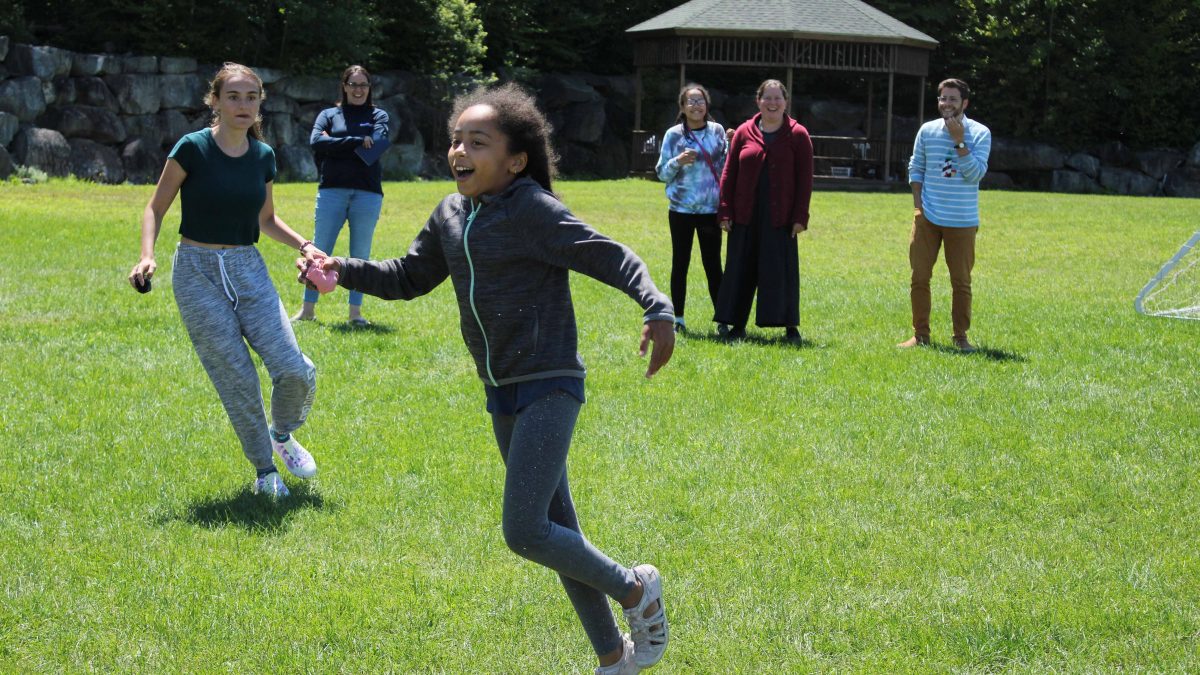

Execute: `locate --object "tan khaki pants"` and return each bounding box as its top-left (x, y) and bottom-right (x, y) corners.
top-left (908, 209), bottom-right (977, 339)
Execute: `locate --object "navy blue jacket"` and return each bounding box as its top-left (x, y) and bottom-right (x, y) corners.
top-left (309, 104), bottom-right (390, 194)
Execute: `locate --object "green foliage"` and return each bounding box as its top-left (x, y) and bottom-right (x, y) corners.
top-left (2, 180), bottom-right (1200, 670)
top-left (475, 0), bottom-right (677, 74)
top-left (376, 0), bottom-right (487, 79)
top-left (870, 0), bottom-right (1200, 148)
top-left (7, 164), bottom-right (48, 184)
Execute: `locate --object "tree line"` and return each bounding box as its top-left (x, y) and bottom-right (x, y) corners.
top-left (3, 0), bottom-right (1196, 149)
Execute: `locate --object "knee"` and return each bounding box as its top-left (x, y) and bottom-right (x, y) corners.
top-left (275, 354), bottom-right (316, 389)
top-left (501, 512), bottom-right (550, 557)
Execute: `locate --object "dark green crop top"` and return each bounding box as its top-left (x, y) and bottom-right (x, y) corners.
top-left (168, 128), bottom-right (277, 246)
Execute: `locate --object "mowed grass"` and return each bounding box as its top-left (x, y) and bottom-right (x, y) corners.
top-left (1, 177), bottom-right (1198, 672)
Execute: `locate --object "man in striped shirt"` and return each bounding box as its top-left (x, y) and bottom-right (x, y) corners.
top-left (899, 78), bottom-right (992, 353)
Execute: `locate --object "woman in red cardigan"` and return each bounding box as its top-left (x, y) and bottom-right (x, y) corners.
top-left (715, 79), bottom-right (814, 342)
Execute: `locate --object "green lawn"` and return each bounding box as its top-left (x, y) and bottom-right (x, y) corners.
top-left (1, 178), bottom-right (1198, 672)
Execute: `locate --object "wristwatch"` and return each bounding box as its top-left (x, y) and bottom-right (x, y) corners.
top-left (953, 141), bottom-right (967, 150)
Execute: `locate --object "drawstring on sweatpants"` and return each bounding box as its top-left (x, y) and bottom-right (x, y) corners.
top-left (215, 250), bottom-right (240, 310)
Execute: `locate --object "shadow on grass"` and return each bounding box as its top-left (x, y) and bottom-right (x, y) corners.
top-left (162, 481), bottom-right (335, 533)
top-left (682, 329), bottom-right (820, 349)
top-left (328, 321), bottom-right (395, 335)
top-left (930, 342), bottom-right (1025, 362)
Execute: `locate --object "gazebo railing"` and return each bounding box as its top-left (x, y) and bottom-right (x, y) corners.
top-left (631, 132), bottom-right (911, 181)
top-left (811, 135), bottom-right (911, 180)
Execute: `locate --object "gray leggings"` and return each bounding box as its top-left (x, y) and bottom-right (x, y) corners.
top-left (490, 390), bottom-right (637, 656)
top-left (173, 243), bottom-right (315, 472)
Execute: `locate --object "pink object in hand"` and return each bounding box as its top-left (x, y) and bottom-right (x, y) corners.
top-left (305, 264), bottom-right (339, 294)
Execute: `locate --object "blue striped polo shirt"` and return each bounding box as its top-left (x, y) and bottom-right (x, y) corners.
top-left (907, 116), bottom-right (992, 227)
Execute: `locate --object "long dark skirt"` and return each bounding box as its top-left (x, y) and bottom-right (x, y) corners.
top-left (713, 214), bottom-right (799, 328)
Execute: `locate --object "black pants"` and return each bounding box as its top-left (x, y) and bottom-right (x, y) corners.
top-left (668, 210), bottom-right (723, 320)
top-left (714, 216), bottom-right (799, 329)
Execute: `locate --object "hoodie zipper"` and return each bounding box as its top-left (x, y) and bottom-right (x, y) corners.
top-left (462, 198), bottom-right (498, 386)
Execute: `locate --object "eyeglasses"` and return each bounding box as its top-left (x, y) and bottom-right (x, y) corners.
top-left (345, 82), bottom-right (370, 89)
top-left (937, 96), bottom-right (961, 103)
top-left (685, 98), bottom-right (706, 106)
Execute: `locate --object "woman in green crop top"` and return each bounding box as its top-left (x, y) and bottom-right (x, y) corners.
top-left (127, 63), bottom-right (330, 499)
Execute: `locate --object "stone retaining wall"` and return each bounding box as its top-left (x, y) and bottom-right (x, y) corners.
top-left (2, 38), bottom-right (1198, 196)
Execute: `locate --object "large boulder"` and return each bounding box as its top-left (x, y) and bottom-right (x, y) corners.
top-left (253, 67), bottom-right (286, 85)
top-left (121, 55), bottom-right (158, 74)
top-left (1188, 142), bottom-right (1200, 168)
top-left (0, 111), bottom-right (19, 146)
top-left (0, 36), bottom-right (8, 62)
top-left (262, 93), bottom-right (300, 117)
top-left (1050, 169), bottom-right (1101, 194)
top-left (121, 137), bottom-right (166, 184)
top-left (276, 144), bottom-right (317, 182)
top-left (268, 75), bottom-right (334, 104)
top-left (0, 145), bottom-right (12, 179)
top-left (562, 99), bottom-right (606, 144)
top-left (68, 138), bottom-right (125, 183)
top-left (159, 56), bottom-right (197, 74)
top-left (1163, 167), bottom-right (1200, 198)
top-left (37, 105), bottom-right (127, 144)
top-left (104, 74), bottom-right (162, 115)
top-left (70, 76), bottom-right (119, 111)
top-left (989, 138), bottom-right (1064, 171)
top-left (1136, 150), bottom-right (1184, 180)
top-left (159, 109), bottom-right (201, 147)
top-left (262, 113), bottom-right (298, 148)
top-left (71, 53), bottom-right (121, 76)
top-left (0, 76), bottom-right (47, 122)
top-left (1098, 167), bottom-right (1158, 196)
top-left (1090, 141), bottom-right (1137, 168)
top-left (538, 73), bottom-right (598, 108)
top-left (43, 76), bottom-right (70, 106)
top-left (12, 127), bottom-right (72, 176)
top-left (980, 171), bottom-right (1016, 190)
top-left (1065, 152), bottom-right (1100, 178)
top-left (159, 73), bottom-right (206, 109)
top-left (122, 114), bottom-right (166, 149)
top-left (6, 43), bottom-right (72, 79)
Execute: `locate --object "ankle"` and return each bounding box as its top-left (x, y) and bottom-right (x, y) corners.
top-left (619, 578), bottom-right (643, 610)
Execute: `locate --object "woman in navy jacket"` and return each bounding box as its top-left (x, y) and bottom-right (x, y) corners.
top-left (292, 65), bottom-right (390, 326)
top-left (715, 79), bottom-right (813, 342)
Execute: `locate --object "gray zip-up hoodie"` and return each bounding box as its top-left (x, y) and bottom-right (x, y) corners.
top-left (336, 177), bottom-right (674, 386)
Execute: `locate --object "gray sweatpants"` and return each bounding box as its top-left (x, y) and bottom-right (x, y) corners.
top-left (491, 390), bottom-right (637, 656)
top-left (172, 243), bottom-right (315, 472)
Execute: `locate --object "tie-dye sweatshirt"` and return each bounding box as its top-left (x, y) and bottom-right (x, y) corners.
top-left (656, 120), bottom-right (727, 214)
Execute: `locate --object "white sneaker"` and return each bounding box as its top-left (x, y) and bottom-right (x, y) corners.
top-left (253, 472), bottom-right (290, 498)
top-left (595, 634), bottom-right (639, 675)
top-left (271, 433), bottom-right (317, 479)
top-left (624, 565), bottom-right (668, 668)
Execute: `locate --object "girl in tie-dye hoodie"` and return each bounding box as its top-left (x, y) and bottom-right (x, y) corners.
top-left (655, 82), bottom-right (728, 334)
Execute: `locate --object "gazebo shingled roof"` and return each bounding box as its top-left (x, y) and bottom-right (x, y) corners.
top-left (626, 0), bottom-right (938, 181)
top-left (627, 0), bottom-right (937, 50)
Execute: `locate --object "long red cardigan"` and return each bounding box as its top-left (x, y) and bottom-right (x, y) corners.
top-left (717, 113), bottom-right (814, 229)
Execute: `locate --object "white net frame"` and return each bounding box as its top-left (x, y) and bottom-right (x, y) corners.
top-left (1135, 230), bottom-right (1200, 319)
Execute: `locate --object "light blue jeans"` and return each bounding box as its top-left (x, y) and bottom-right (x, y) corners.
top-left (303, 188), bottom-right (383, 306)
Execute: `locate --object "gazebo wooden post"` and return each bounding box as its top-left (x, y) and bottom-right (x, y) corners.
top-left (866, 77), bottom-right (873, 137)
top-left (680, 64), bottom-right (686, 90)
top-left (884, 71), bottom-right (894, 180)
top-left (917, 76), bottom-right (925, 123)
top-left (786, 67), bottom-right (794, 117)
top-left (635, 67), bottom-right (644, 130)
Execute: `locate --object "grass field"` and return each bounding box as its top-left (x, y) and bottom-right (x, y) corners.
top-left (1, 178), bottom-right (1198, 672)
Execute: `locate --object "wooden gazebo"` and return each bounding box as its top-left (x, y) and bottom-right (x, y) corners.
top-left (627, 0), bottom-right (938, 182)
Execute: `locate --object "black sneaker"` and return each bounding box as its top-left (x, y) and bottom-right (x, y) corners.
top-left (727, 325), bottom-right (746, 340)
top-left (785, 327), bottom-right (801, 343)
